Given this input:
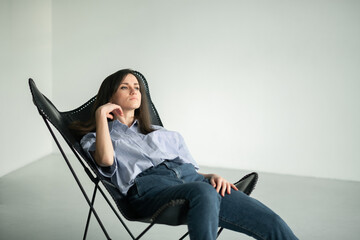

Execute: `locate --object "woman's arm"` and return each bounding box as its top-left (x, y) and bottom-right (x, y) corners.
top-left (93, 103), bottom-right (123, 167)
top-left (198, 172), bottom-right (239, 197)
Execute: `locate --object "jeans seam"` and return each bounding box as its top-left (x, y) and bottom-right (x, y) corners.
top-left (219, 216), bottom-right (267, 240)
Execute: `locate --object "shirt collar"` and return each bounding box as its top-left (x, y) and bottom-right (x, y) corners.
top-left (130, 119), bottom-right (138, 128)
top-left (108, 119), bottom-right (139, 132)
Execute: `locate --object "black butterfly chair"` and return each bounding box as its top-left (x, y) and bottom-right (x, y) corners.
top-left (28, 71), bottom-right (258, 240)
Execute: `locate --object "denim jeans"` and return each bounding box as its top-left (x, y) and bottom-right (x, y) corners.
top-left (127, 161), bottom-right (298, 240)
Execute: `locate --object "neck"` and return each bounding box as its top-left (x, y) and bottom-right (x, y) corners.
top-left (118, 110), bottom-right (135, 127)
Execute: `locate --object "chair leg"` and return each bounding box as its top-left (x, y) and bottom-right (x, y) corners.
top-left (83, 181), bottom-right (99, 240)
top-left (97, 186), bottom-right (136, 239)
top-left (43, 119), bottom-right (112, 240)
top-left (134, 221), bottom-right (157, 240)
top-left (179, 227), bottom-right (223, 240)
top-left (179, 231), bottom-right (189, 240)
top-left (217, 227), bottom-right (224, 238)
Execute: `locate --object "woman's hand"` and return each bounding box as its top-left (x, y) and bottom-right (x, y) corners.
top-left (96, 102), bottom-right (124, 123)
top-left (210, 174), bottom-right (238, 197)
top-left (199, 173), bottom-right (239, 197)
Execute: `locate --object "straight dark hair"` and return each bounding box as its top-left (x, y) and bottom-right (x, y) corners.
top-left (70, 69), bottom-right (155, 137)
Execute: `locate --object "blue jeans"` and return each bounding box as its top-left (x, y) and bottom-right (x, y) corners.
top-left (127, 161), bottom-right (298, 240)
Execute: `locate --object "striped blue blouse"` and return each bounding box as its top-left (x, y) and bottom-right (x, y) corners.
top-left (81, 120), bottom-right (199, 195)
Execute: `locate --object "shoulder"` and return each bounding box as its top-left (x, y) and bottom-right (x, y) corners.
top-left (151, 125), bottom-right (179, 135)
top-left (151, 124), bottom-right (164, 131)
top-left (149, 126), bottom-right (184, 141)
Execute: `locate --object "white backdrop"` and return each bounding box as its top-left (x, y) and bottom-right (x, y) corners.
top-left (0, 0), bottom-right (52, 177)
top-left (2, 0), bottom-right (359, 181)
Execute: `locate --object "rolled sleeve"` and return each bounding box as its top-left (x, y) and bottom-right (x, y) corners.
top-left (80, 132), bottom-right (118, 178)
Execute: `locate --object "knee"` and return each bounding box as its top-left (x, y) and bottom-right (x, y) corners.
top-left (188, 182), bottom-right (221, 205)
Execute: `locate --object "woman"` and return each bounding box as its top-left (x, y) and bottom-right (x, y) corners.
top-left (76, 69), bottom-right (298, 240)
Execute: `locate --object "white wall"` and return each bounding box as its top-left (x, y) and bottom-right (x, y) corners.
top-left (3, 0), bottom-right (358, 181)
top-left (51, 0), bottom-right (360, 181)
top-left (0, 0), bottom-right (53, 177)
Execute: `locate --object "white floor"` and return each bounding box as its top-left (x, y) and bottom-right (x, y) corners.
top-left (1, 154), bottom-right (359, 240)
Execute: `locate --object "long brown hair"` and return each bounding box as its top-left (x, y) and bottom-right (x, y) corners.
top-left (70, 69), bottom-right (155, 137)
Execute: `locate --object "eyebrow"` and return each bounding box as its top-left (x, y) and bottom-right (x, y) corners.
top-left (120, 82), bottom-right (139, 85)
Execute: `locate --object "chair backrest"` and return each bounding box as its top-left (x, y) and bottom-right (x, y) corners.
top-left (29, 71), bottom-right (163, 220)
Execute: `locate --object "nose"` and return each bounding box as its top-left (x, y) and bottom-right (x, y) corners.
top-left (130, 86), bottom-right (137, 95)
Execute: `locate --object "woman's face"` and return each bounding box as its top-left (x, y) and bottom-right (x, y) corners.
top-left (110, 74), bottom-right (142, 112)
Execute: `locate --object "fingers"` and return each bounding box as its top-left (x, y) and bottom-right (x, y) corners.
top-left (112, 108), bottom-right (123, 118)
top-left (113, 107), bottom-right (124, 121)
top-left (107, 103), bottom-right (123, 115)
top-left (98, 103), bottom-right (124, 119)
top-left (216, 181), bottom-right (222, 194)
top-left (210, 177), bottom-right (216, 188)
top-left (106, 113), bottom-right (114, 119)
top-left (231, 183), bottom-right (239, 191)
top-left (211, 175), bottom-right (237, 197)
top-left (226, 182), bottom-right (232, 195)
top-left (221, 181), bottom-right (227, 197)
